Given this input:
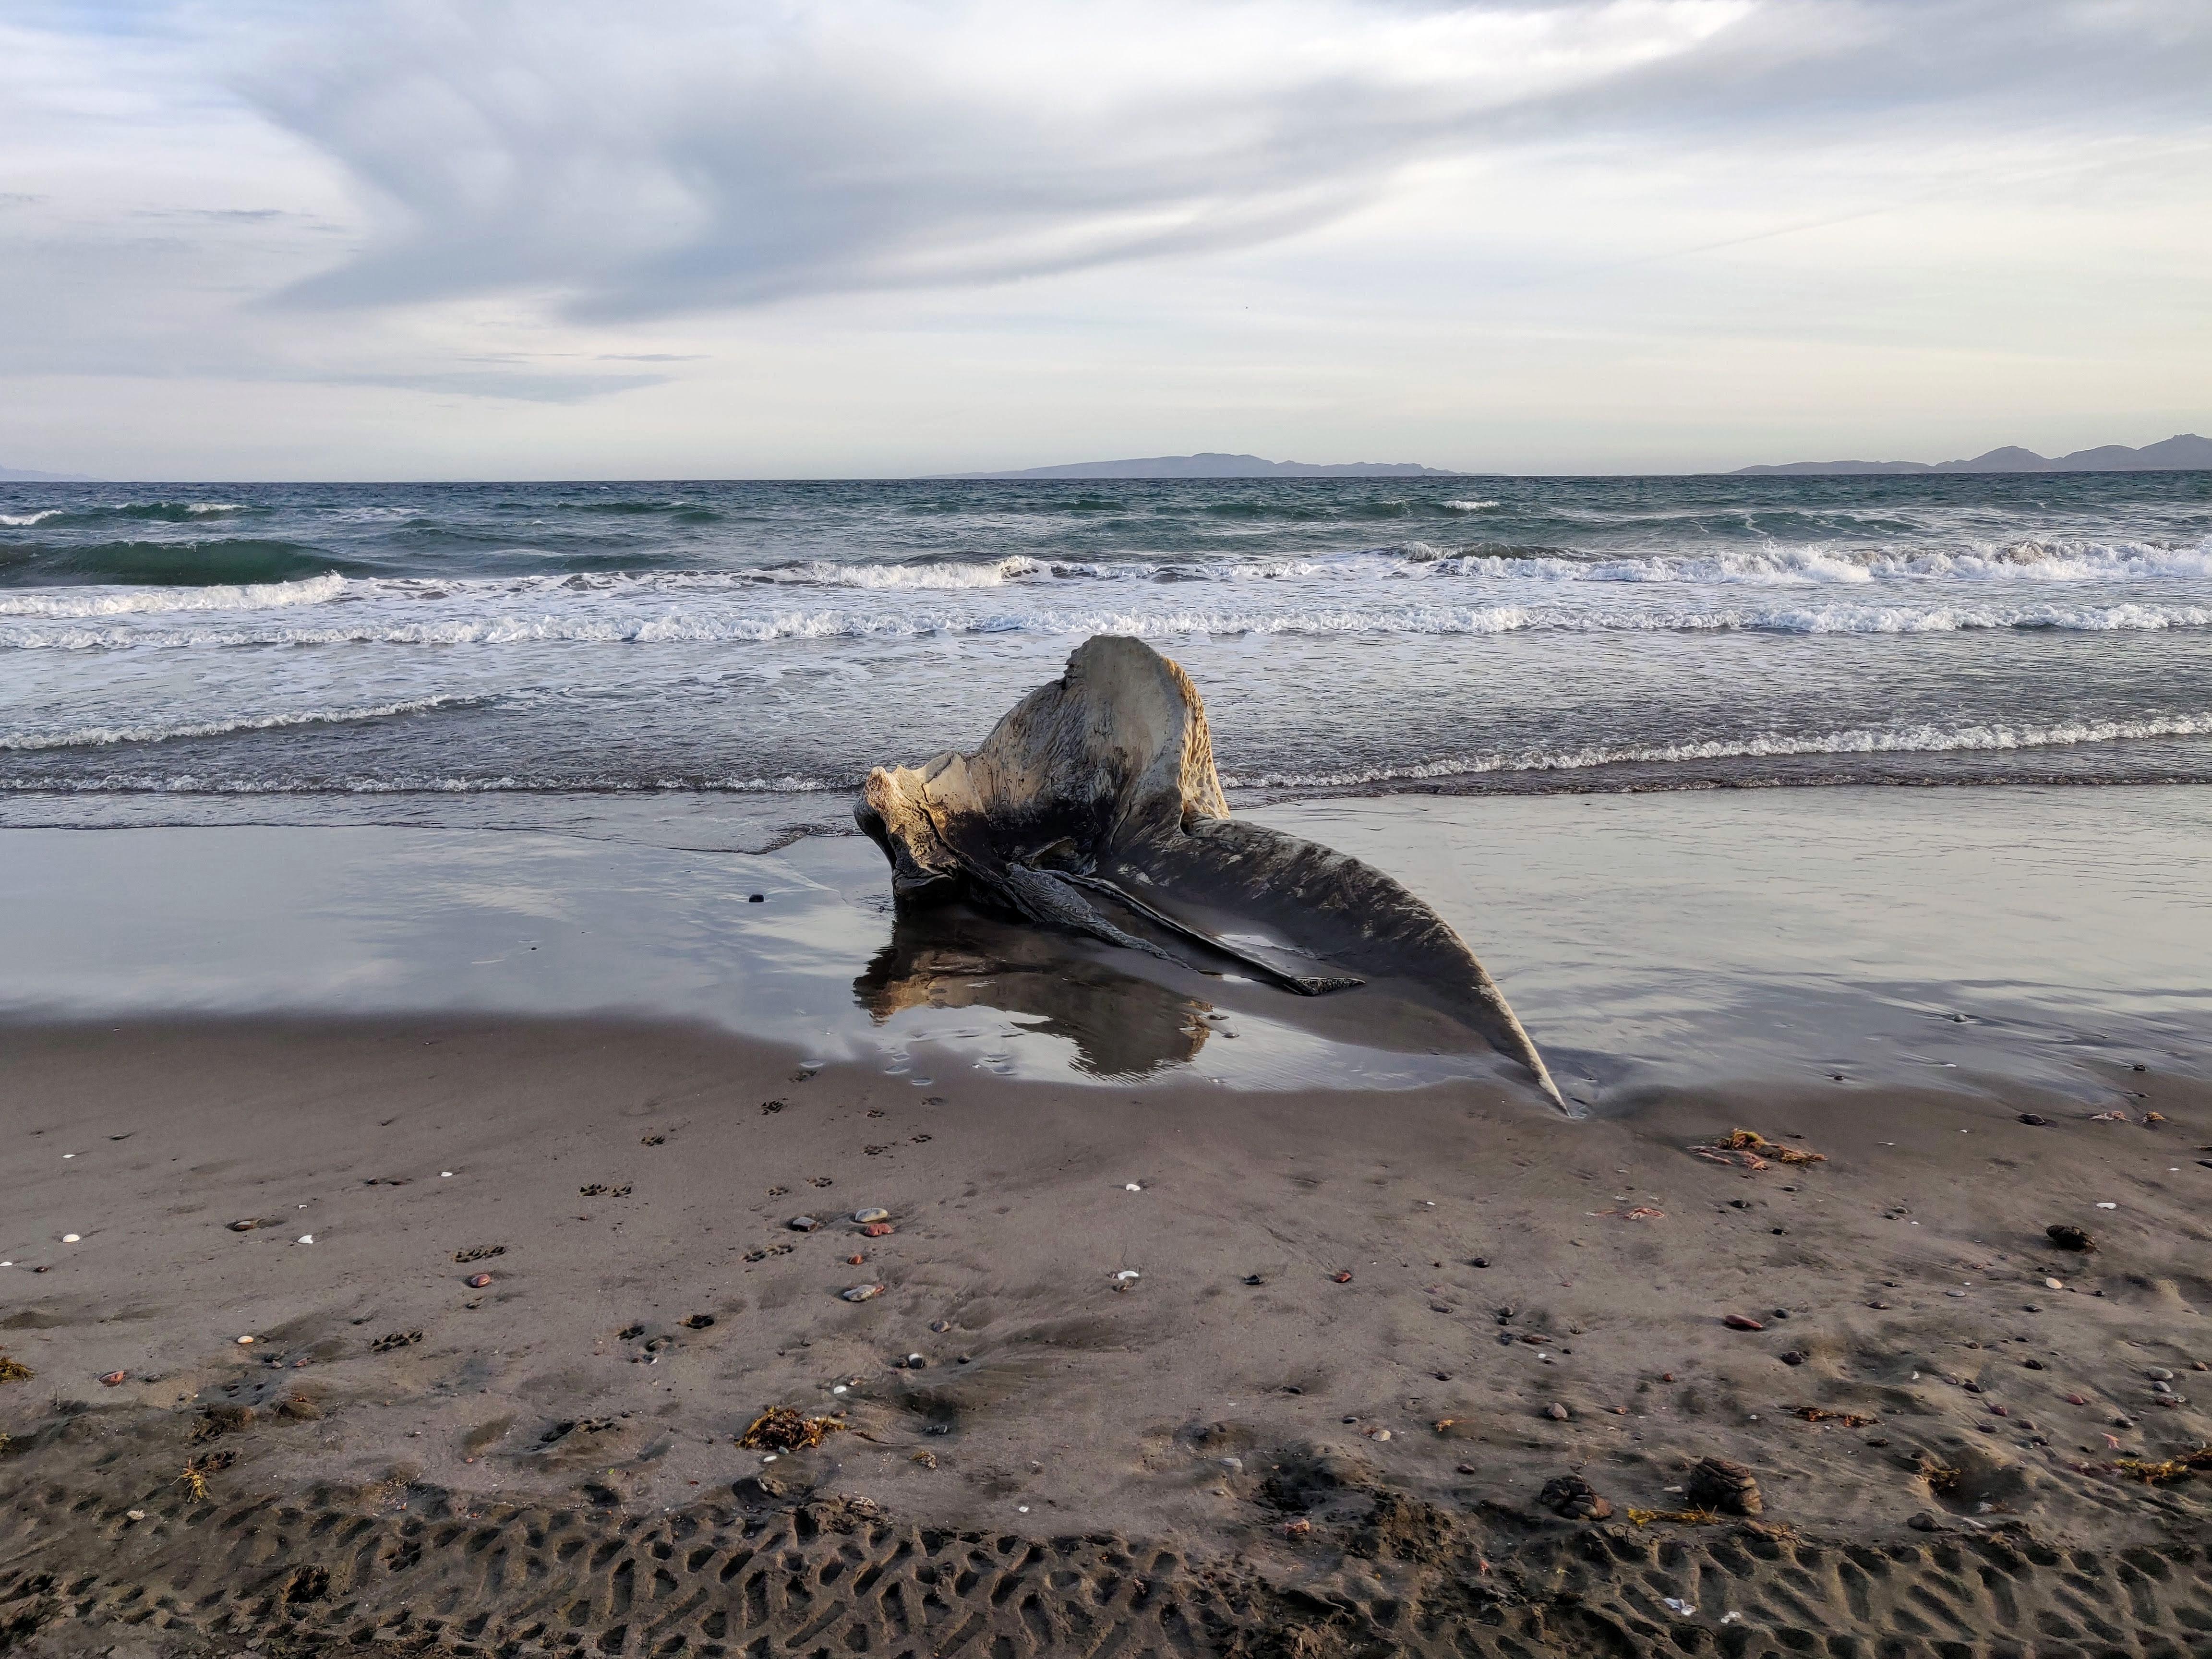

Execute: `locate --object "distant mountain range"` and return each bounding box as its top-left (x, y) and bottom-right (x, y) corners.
top-left (0, 463), bottom-right (98, 481)
top-left (929, 452), bottom-right (1459, 480)
top-left (1735, 433), bottom-right (2212, 476)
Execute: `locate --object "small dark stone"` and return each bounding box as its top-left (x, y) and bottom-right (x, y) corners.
top-left (747, 894), bottom-right (766, 903)
top-left (788, 1215), bottom-right (821, 1232)
top-left (1471, 1257), bottom-right (1490, 1269)
top-left (1770, 1309), bottom-right (1790, 1320)
top-left (2045, 1224), bottom-right (2094, 1251)
top-left (2018, 1114), bottom-right (2050, 1126)
top-left (1780, 1350), bottom-right (1808, 1367)
top-left (1243, 1274), bottom-right (1264, 1286)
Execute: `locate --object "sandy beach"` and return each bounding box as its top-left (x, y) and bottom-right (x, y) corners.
top-left (5, 987), bottom-right (2209, 1655)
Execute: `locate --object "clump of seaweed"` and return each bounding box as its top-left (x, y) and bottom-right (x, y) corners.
top-left (1625, 1507), bottom-right (1721, 1527)
top-left (1795, 1407), bottom-right (1877, 1427)
top-left (1922, 1461), bottom-right (1963, 1497)
top-left (0, 1355), bottom-right (34, 1384)
top-left (738, 1406), bottom-right (844, 1453)
top-left (2116, 1447), bottom-right (2212, 1486)
top-left (173, 1446), bottom-right (236, 1500)
top-left (1726, 1129), bottom-right (1826, 1165)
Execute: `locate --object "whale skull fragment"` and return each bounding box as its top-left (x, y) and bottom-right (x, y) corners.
top-left (855, 635), bottom-right (1564, 1108)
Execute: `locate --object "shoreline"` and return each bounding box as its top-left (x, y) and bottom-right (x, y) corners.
top-left (4, 1014), bottom-right (2210, 1653)
top-left (4, 785), bottom-right (2209, 1106)
top-left (6, 780), bottom-right (2212, 1651)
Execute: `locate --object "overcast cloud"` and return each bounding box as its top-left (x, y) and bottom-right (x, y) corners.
top-left (1, 0), bottom-right (2207, 476)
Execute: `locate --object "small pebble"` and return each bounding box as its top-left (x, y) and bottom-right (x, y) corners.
top-left (227, 1220), bottom-right (258, 1233)
top-left (1723, 1313), bottom-right (1764, 1331)
top-left (466, 1273), bottom-right (493, 1289)
top-left (99, 1370), bottom-right (127, 1386)
top-left (236, 1335), bottom-right (254, 1345)
top-left (62, 1234), bottom-right (80, 1244)
top-left (862, 1222), bottom-right (893, 1238)
top-left (2044, 1277), bottom-right (2064, 1290)
top-left (841, 1284), bottom-right (883, 1302)
top-left (1368, 1428), bottom-right (1392, 1441)
top-left (854, 1208), bottom-right (890, 1224)
top-left (2146, 1368), bottom-right (2175, 1381)
top-left (1545, 1402), bottom-right (1570, 1421)
top-left (929, 1319), bottom-right (952, 1333)
top-left (788, 1216), bottom-right (821, 1232)
top-left (125, 1510), bottom-right (145, 1523)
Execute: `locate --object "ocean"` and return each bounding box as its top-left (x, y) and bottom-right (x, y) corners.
top-left (5, 471), bottom-right (2211, 837)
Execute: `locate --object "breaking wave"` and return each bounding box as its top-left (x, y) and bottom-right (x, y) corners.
top-left (0, 695), bottom-right (481, 753)
top-left (1217, 713), bottom-right (2212, 789)
top-left (8, 596), bottom-right (2209, 649)
top-left (0, 539), bottom-right (356, 588)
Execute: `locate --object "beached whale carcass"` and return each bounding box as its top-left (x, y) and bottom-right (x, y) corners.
top-left (854, 635), bottom-right (1565, 1108)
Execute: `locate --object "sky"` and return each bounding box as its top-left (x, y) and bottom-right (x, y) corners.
top-left (2, 0), bottom-right (2208, 479)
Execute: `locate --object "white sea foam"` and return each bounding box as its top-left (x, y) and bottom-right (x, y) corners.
top-left (8, 595), bottom-right (2210, 649)
top-left (0, 509), bottom-right (67, 527)
top-left (1217, 712), bottom-right (2212, 789)
top-left (1441, 500), bottom-right (1502, 511)
top-left (0, 574), bottom-right (350, 618)
top-left (0, 695), bottom-right (479, 753)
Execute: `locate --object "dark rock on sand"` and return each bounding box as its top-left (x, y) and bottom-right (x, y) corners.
top-left (1538, 1472), bottom-right (1612, 1520)
top-left (1687, 1455), bottom-right (1764, 1515)
top-left (855, 635), bottom-right (1565, 1108)
top-left (2047, 1223), bottom-right (2095, 1250)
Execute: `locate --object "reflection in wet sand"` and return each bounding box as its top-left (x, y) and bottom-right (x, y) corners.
top-left (855, 905), bottom-right (1210, 1079)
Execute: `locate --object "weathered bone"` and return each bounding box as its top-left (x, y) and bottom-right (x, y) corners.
top-left (855, 635), bottom-right (1565, 1109)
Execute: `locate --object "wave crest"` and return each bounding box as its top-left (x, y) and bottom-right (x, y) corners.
top-left (1219, 712), bottom-right (2212, 788)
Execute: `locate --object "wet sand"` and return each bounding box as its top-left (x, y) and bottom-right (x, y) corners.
top-left (5, 1013), bottom-right (2210, 1656)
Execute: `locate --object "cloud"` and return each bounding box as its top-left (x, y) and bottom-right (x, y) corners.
top-left (239, 0), bottom-right (2212, 322)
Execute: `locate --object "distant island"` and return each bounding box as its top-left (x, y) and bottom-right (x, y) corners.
top-left (927, 452), bottom-right (1460, 480)
top-left (1734, 433), bottom-right (2211, 476)
top-left (0, 463), bottom-right (98, 482)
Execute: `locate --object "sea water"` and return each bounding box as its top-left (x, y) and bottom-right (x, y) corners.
top-left (5, 472), bottom-right (2210, 825)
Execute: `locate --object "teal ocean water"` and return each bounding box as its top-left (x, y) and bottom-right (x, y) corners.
top-left (5, 471), bottom-right (2211, 826)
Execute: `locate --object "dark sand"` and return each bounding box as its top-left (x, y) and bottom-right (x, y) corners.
top-left (5, 1015), bottom-right (2210, 1656)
